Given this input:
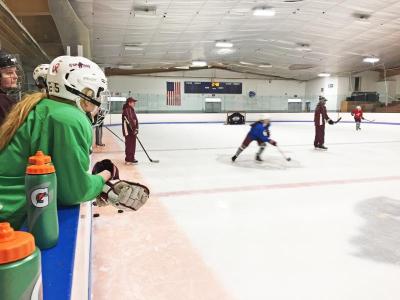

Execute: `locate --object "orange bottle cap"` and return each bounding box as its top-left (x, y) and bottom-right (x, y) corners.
top-left (0, 222), bottom-right (35, 264)
top-left (26, 151), bottom-right (55, 175)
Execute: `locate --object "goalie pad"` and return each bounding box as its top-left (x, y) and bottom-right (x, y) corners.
top-left (96, 180), bottom-right (150, 211)
top-left (227, 112), bottom-right (245, 125)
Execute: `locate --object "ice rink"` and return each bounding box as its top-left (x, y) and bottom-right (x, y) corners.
top-left (91, 113), bottom-right (400, 300)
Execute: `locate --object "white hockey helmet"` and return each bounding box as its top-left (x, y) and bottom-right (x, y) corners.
top-left (33, 64), bottom-right (49, 88)
top-left (356, 105), bottom-right (361, 110)
top-left (46, 56), bottom-right (109, 125)
top-left (257, 113), bottom-right (270, 122)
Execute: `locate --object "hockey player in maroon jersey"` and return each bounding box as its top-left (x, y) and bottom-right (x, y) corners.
top-left (314, 96), bottom-right (335, 150)
top-left (122, 97), bottom-right (139, 164)
top-left (351, 106), bottom-right (365, 131)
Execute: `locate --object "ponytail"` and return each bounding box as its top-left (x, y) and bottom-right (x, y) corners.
top-left (0, 92), bottom-right (45, 150)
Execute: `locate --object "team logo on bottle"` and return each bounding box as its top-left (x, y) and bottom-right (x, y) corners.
top-left (31, 188), bottom-right (49, 208)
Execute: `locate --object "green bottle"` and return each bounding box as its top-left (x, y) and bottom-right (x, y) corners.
top-left (0, 222), bottom-right (42, 300)
top-left (25, 151), bottom-right (59, 249)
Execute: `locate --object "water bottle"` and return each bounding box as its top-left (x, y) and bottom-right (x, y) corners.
top-left (25, 151), bottom-right (59, 249)
top-left (0, 222), bottom-right (42, 300)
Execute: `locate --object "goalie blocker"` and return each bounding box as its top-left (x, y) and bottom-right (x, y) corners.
top-left (226, 112), bottom-right (246, 125)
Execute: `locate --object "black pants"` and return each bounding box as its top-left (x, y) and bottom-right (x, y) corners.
top-left (95, 124), bottom-right (103, 145)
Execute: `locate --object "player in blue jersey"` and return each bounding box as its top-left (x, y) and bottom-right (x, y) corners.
top-left (231, 116), bottom-right (277, 162)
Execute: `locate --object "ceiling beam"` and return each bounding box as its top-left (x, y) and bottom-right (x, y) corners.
top-left (0, 1), bottom-right (50, 68)
top-left (3, 0), bottom-right (49, 16)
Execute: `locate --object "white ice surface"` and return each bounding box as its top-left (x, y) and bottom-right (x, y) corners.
top-left (107, 117), bottom-right (400, 300)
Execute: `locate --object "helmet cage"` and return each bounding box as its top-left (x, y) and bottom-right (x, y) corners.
top-left (0, 53), bottom-right (24, 93)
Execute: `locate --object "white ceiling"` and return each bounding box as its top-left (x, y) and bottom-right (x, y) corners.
top-left (69, 0), bottom-right (400, 80)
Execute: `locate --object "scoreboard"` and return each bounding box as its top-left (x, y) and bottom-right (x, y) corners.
top-left (184, 81), bottom-right (242, 94)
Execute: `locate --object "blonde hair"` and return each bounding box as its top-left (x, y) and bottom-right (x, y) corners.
top-left (0, 92), bottom-right (46, 150)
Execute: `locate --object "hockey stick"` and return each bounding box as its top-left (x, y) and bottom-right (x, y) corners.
top-left (124, 116), bottom-right (160, 163)
top-left (364, 118), bottom-right (375, 122)
top-left (105, 126), bottom-right (160, 163)
top-left (335, 117), bottom-right (342, 124)
top-left (105, 126), bottom-right (124, 143)
top-left (276, 145), bottom-right (291, 162)
top-left (136, 136), bottom-right (159, 163)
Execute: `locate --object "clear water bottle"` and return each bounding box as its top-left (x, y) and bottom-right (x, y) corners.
top-left (0, 222), bottom-right (42, 300)
top-left (25, 151), bottom-right (59, 249)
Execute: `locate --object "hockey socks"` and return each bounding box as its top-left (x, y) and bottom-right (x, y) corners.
top-left (255, 145), bottom-right (265, 161)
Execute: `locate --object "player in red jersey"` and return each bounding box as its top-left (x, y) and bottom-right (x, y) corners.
top-left (351, 106), bottom-right (364, 131)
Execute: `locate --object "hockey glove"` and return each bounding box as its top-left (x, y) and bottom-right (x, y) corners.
top-left (269, 139), bottom-right (277, 146)
top-left (92, 159), bottom-right (120, 180)
top-left (328, 119), bottom-right (335, 125)
top-left (96, 180), bottom-right (150, 211)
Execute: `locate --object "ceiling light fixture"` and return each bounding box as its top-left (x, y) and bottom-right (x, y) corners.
top-left (216, 48), bottom-right (235, 55)
top-left (215, 41), bottom-right (233, 48)
top-left (239, 61), bottom-right (255, 65)
top-left (118, 65), bottom-right (134, 69)
top-left (124, 45), bottom-right (143, 51)
top-left (363, 56), bottom-right (380, 63)
top-left (191, 60), bottom-right (207, 67)
top-left (259, 64), bottom-right (272, 68)
top-left (318, 73), bottom-right (331, 77)
top-left (253, 6), bottom-right (276, 17)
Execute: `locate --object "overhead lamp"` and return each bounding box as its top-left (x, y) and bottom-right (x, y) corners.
top-left (216, 48), bottom-right (235, 55)
top-left (259, 64), bottom-right (272, 68)
top-left (363, 56), bottom-right (380, 63)
top-left (124, 45), bottom-right (143, 51)
top-left (253, 7), bottom-right (276, 17)
top-left (239, 61), bottom-right (255, 65)
top-left (215, 41), bottom-right (233, 48)
top-left (318, 73), bottom-right (331, 77)
top-left (118, 65), bottom-right (134, 69)
top-left (191, 60), bottom-right (207, 67)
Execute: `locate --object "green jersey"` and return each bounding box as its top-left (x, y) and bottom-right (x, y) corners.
top-left (0, 99), bottom-right (104, 228)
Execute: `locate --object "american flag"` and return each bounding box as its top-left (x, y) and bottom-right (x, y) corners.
top-left (166, 81), bottom-right (181, 106)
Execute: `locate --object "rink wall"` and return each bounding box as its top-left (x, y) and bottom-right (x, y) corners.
top-left (104, 112), bottom-right (400, 126)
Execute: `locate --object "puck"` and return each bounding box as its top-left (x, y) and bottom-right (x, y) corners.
top-left (93, 213), bottom-right (100, 218)
top-left (287, 157), bottom-right (291, 161)
top-left (118, 209), bottom-right (124, 214)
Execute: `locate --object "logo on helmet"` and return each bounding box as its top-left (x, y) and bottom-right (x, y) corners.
top-left (69, 62), bottom-right (90, 69)
top-left (52, 63), bottom-right (60, 73)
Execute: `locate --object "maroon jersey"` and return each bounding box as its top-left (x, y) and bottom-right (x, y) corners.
top-left (351, 109), bottom-right (363, 122)
top-left (122, 103), bottom-right (138, 136)
top-left (314, 102), bottom-right (330, 126)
